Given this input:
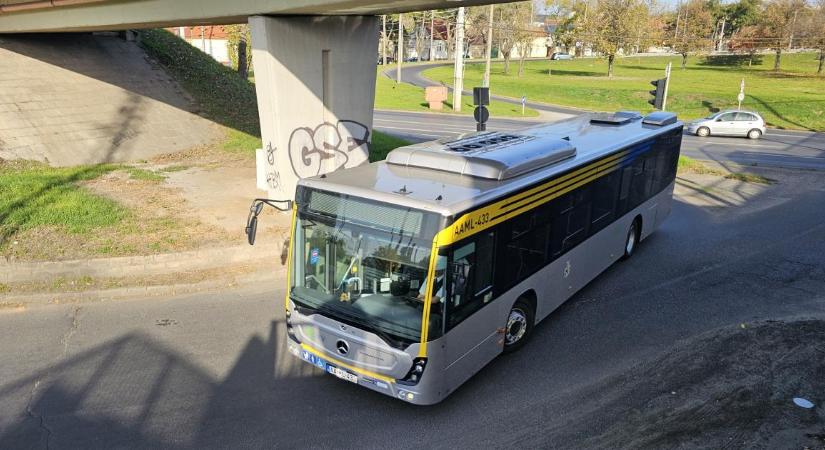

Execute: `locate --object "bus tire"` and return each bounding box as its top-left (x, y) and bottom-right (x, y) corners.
top-left (503, 298), bottom-right (534, 353)
top-left (622, 218), bottom-right (640, 260)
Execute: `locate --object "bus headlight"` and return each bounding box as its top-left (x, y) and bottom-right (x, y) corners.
top-left (398, 357), bottom-right (427, 385)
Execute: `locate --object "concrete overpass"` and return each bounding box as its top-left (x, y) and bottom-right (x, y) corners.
top-left (0, 0), bottom-right (506, 199)
top-left (0, 0), bottom-right (498, 33)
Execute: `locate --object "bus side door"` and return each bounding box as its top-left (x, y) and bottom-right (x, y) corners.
top-left (441, 231), bottom-right (503, 390)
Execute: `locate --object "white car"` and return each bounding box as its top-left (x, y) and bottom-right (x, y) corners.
top-left (686, 110), bottom-right (766, 139)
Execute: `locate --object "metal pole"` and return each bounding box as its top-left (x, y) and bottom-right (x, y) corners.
top-left (663, 62), bottom-right (672, 111)
top-left (397, 14), bottom-right (403, 83)
top-left (483, 4), bottom-right (494, 88)
top-left (383, 17), bottom-right (388, 64)
top-left (430, 10), bottom-right (435, 62)
top-left (453, 7), bottom-right (465, 112)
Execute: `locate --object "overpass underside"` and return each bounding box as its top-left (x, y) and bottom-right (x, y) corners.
top-left (0, 0), bottom-right (501, 33)
top-left (0, 0), bottom-right (508, 198)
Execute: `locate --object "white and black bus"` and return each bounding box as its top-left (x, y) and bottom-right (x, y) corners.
top-left (249, 111), bottom-right (683, 404)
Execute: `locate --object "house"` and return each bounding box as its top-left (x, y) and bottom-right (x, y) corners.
top-left (169, 26), bottom-right (231, 65)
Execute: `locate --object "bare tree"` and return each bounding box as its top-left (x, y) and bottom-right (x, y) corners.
top-left (728, 24), bottom-right (764, 66)
top-left (495, 2), bottom-right (534, 75)
top-left (576, 0), bottom-right (652, 77)
top-left (758, 0), bottom-right (807, 71)
top-left (812, 0), bottom-right (825, 74)
top-left (669, 0), bottom-right (714, 69)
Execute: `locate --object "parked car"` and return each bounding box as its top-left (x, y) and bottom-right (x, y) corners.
top-left (686, 110), bottom-right (766, 139)
top-left (551, 52), bottom-right (574, 60)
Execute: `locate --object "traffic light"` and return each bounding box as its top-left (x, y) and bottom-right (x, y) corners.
top-left (648, 78), bottom-right (666, 110)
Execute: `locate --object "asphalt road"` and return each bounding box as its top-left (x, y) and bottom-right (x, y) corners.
top-left (374, 109), bottom-right (825, 170)
top-left (386, 62), bottom-right (583, 116)
top-left (2, 169), bottom-right (825, 448)
top-left (379, 62), bottom-right (825, 171)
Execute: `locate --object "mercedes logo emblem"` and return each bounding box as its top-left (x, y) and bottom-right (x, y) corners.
top-left (336, 340), bottom-right (349, 355)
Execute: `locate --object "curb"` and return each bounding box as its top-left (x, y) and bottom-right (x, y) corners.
top-left (1, 240), bottom-right (287, 284)
top-left (3, 266), bottom-right (286, 307)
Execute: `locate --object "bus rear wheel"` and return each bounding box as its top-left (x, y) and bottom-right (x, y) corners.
top-left (622, 219), bottom-right (640, 260)
top-left (503, 299), bottom-right (534, 353)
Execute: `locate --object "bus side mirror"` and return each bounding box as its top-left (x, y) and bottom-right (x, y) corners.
top-left (245, 201), bottom-right (265, 246)
top-left (244, 199), bottom-right (292, 246)
top-left (246, 215), bottom-right (258, 245)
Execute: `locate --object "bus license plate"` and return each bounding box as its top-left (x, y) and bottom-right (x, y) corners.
top-left (328, 366), bottom-right (358, 384)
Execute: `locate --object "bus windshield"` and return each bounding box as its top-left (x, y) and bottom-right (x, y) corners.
top-left (290, 190), bottom-right (444, 345)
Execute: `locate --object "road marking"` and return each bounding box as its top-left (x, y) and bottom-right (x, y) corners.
top-left (374, 117), bottom-right (525, 131)
top-left (683, 139), bottom-right (800, 149)
top-left (373, 125), bottom-right (455, 137)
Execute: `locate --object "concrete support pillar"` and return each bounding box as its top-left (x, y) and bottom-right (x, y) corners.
top-left (249, 15), bottom-right (379, 199)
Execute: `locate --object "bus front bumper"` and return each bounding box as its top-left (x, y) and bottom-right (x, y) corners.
top-left (286, 339), bottom-right (443, 405)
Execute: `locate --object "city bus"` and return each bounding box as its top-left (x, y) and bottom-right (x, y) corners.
top-left (247, 111), bottom-right (683, 405)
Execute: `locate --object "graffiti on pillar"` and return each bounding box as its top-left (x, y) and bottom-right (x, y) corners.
top-left (287, 120), bottom-right (370, 179)
top-left (264, 141), bottom-right (282, 191)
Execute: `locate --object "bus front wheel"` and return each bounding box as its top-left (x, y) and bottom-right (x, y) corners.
top-left (503, 299), bottom-right (534, 353)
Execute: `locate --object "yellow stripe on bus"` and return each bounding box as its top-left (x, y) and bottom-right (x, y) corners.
top-left (300, 343), bottom-right (396, 384)
top-left (436, 157), bottom-right (626, 247)
top-left (284, 204), bottom-right (298, 312)
top-left (419, 150), bottom-right (631, 353)
top-left (418, 237), bottom-right (440, 357)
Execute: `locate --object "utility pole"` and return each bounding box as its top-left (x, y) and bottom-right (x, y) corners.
top-left (674, 4), bottom-right (681, 38)
top-left (716, 18), bottom-right (726, 51)
top-left (789, 9), bottom-right (798, 49)
top-left (397, 14), bottom-right (403, 83)
top-left (382, 15), bottom-right (387, 66)
top-left (663, 62), bottom-right (672, 111)
top-left (453, 7), bottom-right (465, 112)
top-left (483, 4), bottom-right (494, 88)
top-left (430, 10), bottom-right (435, 62)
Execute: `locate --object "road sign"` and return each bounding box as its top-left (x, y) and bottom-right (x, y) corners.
top-left (474, 105), bottom-right (489, 130)
top-left (473, 105), bottom-right (489, 122)
top-left (473, 87), bottom-right (490, 106)
top-left (738, 78), bottom-right (745, 109)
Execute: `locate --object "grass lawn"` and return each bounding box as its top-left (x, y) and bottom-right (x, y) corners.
top-left (375, 68), bottom-right (539, 118)
top-left (423, 53), bottom-right (825, 131)
top-left (0, 162), bottom-right (124, 245)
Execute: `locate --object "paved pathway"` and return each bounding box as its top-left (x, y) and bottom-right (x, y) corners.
top-left (0, 33), bottom-right (220, 166)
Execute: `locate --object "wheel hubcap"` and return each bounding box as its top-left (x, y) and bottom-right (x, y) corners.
top-left (626, 225), bottom-right (636, 254)
top-left (506, 308), bottom-right (528, 345)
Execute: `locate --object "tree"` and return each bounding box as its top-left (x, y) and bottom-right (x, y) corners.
top-left (724, 0), bottom-right (762, 36)
top-left (728, 24), bottom-right (764, 65)
top-left (757, 0), bottom-right (806, 71)
top-left (495, 2), bottom-right (534, 75)
top-left (226, 25), bottom-right (252, 75)
top-left (576, 0), bottom-right (652, 77)
top-left (812, 0), bottom-right (825, 74)
top-left (669, 0), bottom-right (714, 69)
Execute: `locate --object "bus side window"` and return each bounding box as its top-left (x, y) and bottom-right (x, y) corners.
top-left (628, 157), bottom-right (647, 209)
top-left (447, 231), bottom-right (495, 330)
top-left (590, 171), bottom-right (620, 234)
top-left (554, 186), bottom-right (591, 254)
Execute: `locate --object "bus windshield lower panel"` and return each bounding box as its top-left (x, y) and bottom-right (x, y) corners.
top-left (290, 190), bottom-right (444, 347)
